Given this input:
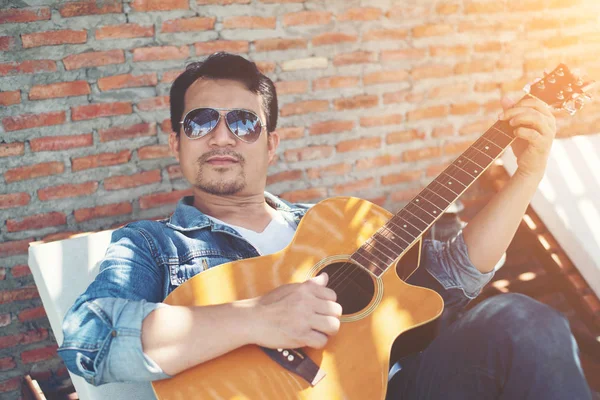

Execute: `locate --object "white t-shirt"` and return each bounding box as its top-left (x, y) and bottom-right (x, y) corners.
top-left (206, 210), bottom-right (296, 255)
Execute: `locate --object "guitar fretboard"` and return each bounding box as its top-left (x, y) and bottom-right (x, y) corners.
top-left (350, 119), bottom-right (516, 277)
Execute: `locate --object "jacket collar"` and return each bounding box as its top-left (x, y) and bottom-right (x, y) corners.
top-left (165, 192), bottom-right (308, 232)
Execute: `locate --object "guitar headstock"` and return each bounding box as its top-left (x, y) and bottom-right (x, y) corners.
top-left (525, 64), bottom-right (595, 115)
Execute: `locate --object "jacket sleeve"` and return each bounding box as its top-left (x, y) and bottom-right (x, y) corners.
top-left (57, 227), bottom-right (173, 386)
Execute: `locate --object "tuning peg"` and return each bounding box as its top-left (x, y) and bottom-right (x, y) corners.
top-left (555, 68), bottom-right (565, 77)
top-left (562, 99), bottom-right (577, 115)
top-left (574, 97), bottom-right (586, 111)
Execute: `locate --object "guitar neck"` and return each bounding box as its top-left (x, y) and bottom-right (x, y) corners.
top-left (351, 112), bottom-right (519, 277)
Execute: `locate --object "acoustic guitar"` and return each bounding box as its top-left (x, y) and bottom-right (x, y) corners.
top-left (152, 64), bottom-right (594, 399)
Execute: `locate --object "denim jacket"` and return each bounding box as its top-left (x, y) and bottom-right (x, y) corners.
top-left (58, 193), bottom-right (494, 386)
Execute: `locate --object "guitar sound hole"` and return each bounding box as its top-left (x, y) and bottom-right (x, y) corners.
top-left (320, 262), bottom-right (375, 315)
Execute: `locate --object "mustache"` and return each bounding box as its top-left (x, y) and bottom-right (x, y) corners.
top-left (198, 150), bottom-right (245, 164)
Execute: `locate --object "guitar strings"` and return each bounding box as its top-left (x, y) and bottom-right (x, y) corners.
top-left (325, 125), bottom-right (512, 298)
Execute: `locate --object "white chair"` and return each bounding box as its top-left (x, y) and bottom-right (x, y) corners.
top-left (28, 229), bottom-right (158, 400)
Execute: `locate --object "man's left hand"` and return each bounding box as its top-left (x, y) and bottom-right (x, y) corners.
top-left (499, 95), bottom-right (557, 180)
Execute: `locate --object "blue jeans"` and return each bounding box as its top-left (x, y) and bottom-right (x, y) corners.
top-left (386, 293), bottom-right (592, 400)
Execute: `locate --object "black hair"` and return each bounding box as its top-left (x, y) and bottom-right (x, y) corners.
top-left (169, 52), bottom-right (278, 136)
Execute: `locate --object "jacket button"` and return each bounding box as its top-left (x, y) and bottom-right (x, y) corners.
top-left (111, 330), bottom-right (117, 337)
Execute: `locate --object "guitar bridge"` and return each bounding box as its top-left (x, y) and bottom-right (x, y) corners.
top-left (261, 347), bottom-right (326, 386)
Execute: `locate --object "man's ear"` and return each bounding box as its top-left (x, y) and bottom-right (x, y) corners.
top-left (168, 132), bottom-right (180, 162)
top-left (267, 131), bottom-right (280, 164)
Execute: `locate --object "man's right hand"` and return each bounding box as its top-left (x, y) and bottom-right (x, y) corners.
top-left (249, 273), bottom-right (342, 350)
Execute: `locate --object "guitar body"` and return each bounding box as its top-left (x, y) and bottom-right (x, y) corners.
top-left (152, 197), bottom-right (444, 400)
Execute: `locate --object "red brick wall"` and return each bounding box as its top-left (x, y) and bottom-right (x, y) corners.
top-left (1, 0), bottom-right (599, 397)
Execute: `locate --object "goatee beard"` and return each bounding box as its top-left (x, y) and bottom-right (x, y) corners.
top-left (195, 150), bottom-right (246, 195)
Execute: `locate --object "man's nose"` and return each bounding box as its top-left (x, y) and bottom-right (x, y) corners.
top-left (207, 113), bottom-right (236, 146)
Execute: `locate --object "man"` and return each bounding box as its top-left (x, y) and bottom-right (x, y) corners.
top-left (58, 52), bottom-right (592, 399)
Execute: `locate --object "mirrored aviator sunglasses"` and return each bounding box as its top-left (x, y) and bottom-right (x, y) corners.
top-left (179, 107), bottom-right (265, 143)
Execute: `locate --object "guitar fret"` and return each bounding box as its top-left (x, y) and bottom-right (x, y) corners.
top-left (385, 223), bottom-right (416, 245)
top-left (405, 203), bottom-right (435, 225)
top-left (478, 136), bottom-right (504, 153)
top-left (428, 180), bottom-right (458, 202)
top-left (416, 194), bottom-right (444, 214)
top-left (363, 239), bottom-right (396, 264)
top-left (436, 173), bottom-right (463, 193)
top-left (379, 227), bottom-right (411, 247)
top-left (372, 232), bottom-right (406, 256)
top-left (421, 187), bottom-right (451, 210)
top-left (389, 215), bottom-right (420, 237)
top-left (444, 165), bottom-right (473, 187)
top-left (464, 147), bottom-right (493, 170)
top-left (399, 209), bottom-right (428, 230)
top-left (453, 157), bottom-right (476, 178)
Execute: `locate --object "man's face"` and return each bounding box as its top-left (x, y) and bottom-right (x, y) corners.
top-left (170, 78), bottom-right (279, 196)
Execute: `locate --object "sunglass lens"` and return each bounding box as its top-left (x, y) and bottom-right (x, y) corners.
top-left (184, 108), bottom-right (220, 138)
top-left (226, 110), bottom-right (262, 143)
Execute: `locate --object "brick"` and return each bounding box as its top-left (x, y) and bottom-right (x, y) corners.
top-left (104, 170), bottom-right (162, 190)
top-left (0, 240), bottom-right (33, 258)
top-left (386, 129), bottom-right (424, 144)
top-left (402, 146), bottom-right (442, 162)
top-left (281, 57), bottom-right (327, 71)
top-left (313, 76), bottom-right (359, 91)
top-left (99, 122), bottom-right (157, 142)
top-left (71, 101), bottom-right (132, 121)
top-left (333, 51), bottom-right (377, 66)
top-left (139, 189), bottom-right (192, 209)
top-left (364, 29), bottom-right (407, 42)
top-left (459, 119), bottom-right (494, 135)
top-left (71, 150), bottom-right (132, 171)
top-left (0, 377), bottom-right (19, 393)
top-left (0, 193), bottom-right (30, 209)
top-left (360, 114), bottom-right (403, 127)
top-left (5, 162), bottom-right (64, 183)
top-left (161, 69), bottom-right (184, 83)
top-left (0, 90), bottom-right (20, 106)
top-left (0, 268), bottom-right (5, 280)
top-left (431, 46), bottom-right (468, 57)
top-left (194, 40), bottom-right (248, 55)
top-left (7, 212), bottom-right (67, 232)
top-left (381, 171), bottom-right (422, 185)
top-left (281, 100), bottom-right (328, 117)
top-left (10, 265), bottom-right (31, 278)
top-left (391, 187), bottom-right (423, 202)
top-left (0, 36), bottom-right (14, 50)
top-left (312, 33), bottom-right (357, 46)
top-left (306, 163), bottom-right (351, 179)
top-left (161, 119), bottom-right (175, 135)
top-left (454, 60), bottom-right (496, 75)
top-left (138, 144), bottom-right (172, 160)
top-left (411, 65), bottom-right (454, 80)
top-left (273, 126), bottom-right (304, 140)
top-left (0, 142), bottom-right (24, 158)
top-left (0, 59), bottom-right (56, 76)
top-left (336, 137), bottom-right (381, 153)
top-left (412, 24), bottom-right (453, 37)
top-left (364, 69), bottom-right (409, 85)
top-left (381, 49), bottom-right (427, 61)
top-left (0, 7), bottom-right (50, 24)
top-left (255, 61), bottom-right (275, 74)
top-left (275, 80), bottom-right (308, 95)
top-left (223, 16), bottom-right (275, 29)
top-left (198, 0), bottom-right (250, 3)
top-left (38, 181), bottom-right (98, 201)
top-left (334, 178), bottom-right (375, 194)
top-left (444, 140), bottom-right (472, 155)
top-left (43, 231), bottom-right (80, 242)
top-left (162, 17), bottom-right (215, 33)
top-left (451, 102), bottom-right (479, 115)
top-left (96, 23), bottom-right (154, 40)
top-left (355, 154), bottom-right (400, 170)
top-left (2, 111), bottom-right (65, 132)
top-left (407, 105), bottom-right (448, 121)
top-left (284, 145), bottom-right (334, 162)
top-left (137, 95), bottom-right (169, 111)
top-left (436, 2), bottom-right (460, 14)
top-left (131, 0), bottom-right (188, 11)
top-left (283, 11), bottom-right (331, 26)
top-left (98, 73), bottom-right (157, 91)
top-left (267, 170), bottom-right (303, 185)
top-left (383, 90), bottom-right (424, 105)
top-left (74, 202), bottom-right (133, 222)
top-left (0, 328), bottom-right (46, 349)
top-left (132, 46), bottom-right (189, 62)
top-left (474, 42), bottom-right (502, 52)
top-left (63, 49), bottom-right (125, 70)
top-left (426, 163), bottom-right (448, 177)
top-left (334, 95), bottom-right (378, 110)
top-left (309, 120), bottom-right (354, 135)
top-left (18, 307), bottom-right (46, 322)
top-left (475, 82), bottom-right (498, 92)
top-left (0, 357), bottom-right (15, 371)
top-left (29, 80), bottom-right (90, 100)
top-left (59, 0), bottom-right (122, 17)
top-left (21, 345), bottom-right (59, 364)
top-left (254, 38), bottom-right (306, 52)
top-left (432, 125), bottom-right (455, 138)
top-left (338, 7), bottom-right (382, 21)
top-left (280, 188), bottom-right (327, 203)
top-left (386, 5), bottom-right (429, 19)
top-left (430, 83), bottom-right (471, 98)
top-left (21, 29), bottom-right (87, 48)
